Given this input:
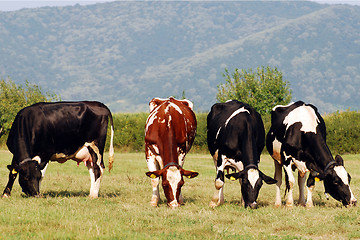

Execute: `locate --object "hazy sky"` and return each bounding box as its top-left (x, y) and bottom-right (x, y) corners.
top-left (0, 0), bottom-right (359, 12)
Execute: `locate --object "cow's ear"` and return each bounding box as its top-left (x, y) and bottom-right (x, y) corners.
top-left (225, 171), bottom-right (244, 181)
top-left (312, 172), bottom-right (325, 181)
top-left (306, 162), bottom-right (322, 174)
top-left (7, 165), bottom-right (19, 175)
top-left (335, 155), bottom-right (344, 166)
top-left (259, 171), bottom-right (277, 184)
top-left (145, 170), bottom-right (162, 179)
top-left (182, 169), bottom-right (198, 179)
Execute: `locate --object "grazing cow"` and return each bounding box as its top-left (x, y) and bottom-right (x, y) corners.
top-left (2, 101), bottom-right (114, 198)
top-left (145, 97), bottom-right (198, 208)
top-left (207, 100), bottom-right (276, 209)
top-left (266, 101), bottom-right (357, 207)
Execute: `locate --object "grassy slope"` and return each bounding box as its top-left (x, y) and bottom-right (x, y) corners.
top-left (0, 150), bottom-right (359, 239)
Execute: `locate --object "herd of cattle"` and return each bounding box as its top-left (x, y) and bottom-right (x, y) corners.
top-left (1, 98), bottom-right (357, 209)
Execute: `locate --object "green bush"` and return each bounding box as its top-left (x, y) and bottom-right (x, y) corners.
top-left (108, 112), bottom-right (148, 152)
top-left (324, 110), bottom-right (360, 155)
top-left (2, 108), bottom-right (359, 155)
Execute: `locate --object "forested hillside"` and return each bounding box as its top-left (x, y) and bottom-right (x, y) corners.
top-left (0, 1), bottom-right (359, 113)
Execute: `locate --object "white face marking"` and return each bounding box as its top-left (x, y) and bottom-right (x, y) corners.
top-left (248, 169), bottom-right (259, 188)
top-left (225, 107), bottom-right (250, 127)
top-left (167, 166), bottom-right (182, 200)
top-left (283, 106), bottom-right (320, 134)
top-left (334, 166), bottom-right (349, 185)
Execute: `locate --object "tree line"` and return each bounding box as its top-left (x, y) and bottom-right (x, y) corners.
top-left (0, 67), bottom-right (359, 155)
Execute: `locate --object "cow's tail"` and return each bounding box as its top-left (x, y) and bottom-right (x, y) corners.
top-left (284, 168), bottom-right (290, 197)
top-left (108, 113), bottom-right (115, 172)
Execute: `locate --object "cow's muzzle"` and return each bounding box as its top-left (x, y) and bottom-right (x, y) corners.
top-left (247, 202), bottom-right (258, 209)
top-left (168, 200), bottom-right (181, 208)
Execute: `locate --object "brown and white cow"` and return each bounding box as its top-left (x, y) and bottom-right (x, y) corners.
top-left (266, 101), bottom-right (356, 207)
top-left (145, 97), bottom-right (199, 208)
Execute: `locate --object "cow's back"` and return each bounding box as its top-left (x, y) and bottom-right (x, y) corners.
top-left (7, 101), bottom-right (112, 162)
top-left (145, 97), bottom-right (196, 164)
top-left (207, 100), bottom-right (264, 159)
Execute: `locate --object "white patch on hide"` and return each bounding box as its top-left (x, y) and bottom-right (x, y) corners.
top-left (225, 107), bottom-right (250, 127)
top-left (170, 102), bottom-right (183, 115)
top-left (215, 127), bottom-right (222, 140)
top-left (145, 110), bottom-right (158, 133)
top-left (293, 159), bottom-right (308, 177)
top-left (32, 156), bottom-right (41, 164)
top-left (283, 106), bottom-right (320, 134)
top-left (272, 137), bottom-right (282, 163)
top-left (272, 102), bottom-right (294, 111)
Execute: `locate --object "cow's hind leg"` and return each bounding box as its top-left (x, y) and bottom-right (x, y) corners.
top-left (274, 161), bottom-right (282, 207)
top-left (283, 164), bottom-right (295, 208)
top-left (2, 165), bottom-right (18, 198)
top-left (210, 153), bottom-right (225, 207)
top-left (87, 147), bottom-right (104, 198)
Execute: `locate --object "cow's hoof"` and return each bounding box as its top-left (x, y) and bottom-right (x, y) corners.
top-left (286, 203), bottom-right (293, 208)
top-left (209, 201), bottom-right (220, 208)
top-left (306, 202), bottom-right (313, 208)
top-left (2, 193), bottom-right (10, 198)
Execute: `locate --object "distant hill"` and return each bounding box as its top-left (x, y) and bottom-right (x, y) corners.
top-left (0, 1), bottom-right (359, 113)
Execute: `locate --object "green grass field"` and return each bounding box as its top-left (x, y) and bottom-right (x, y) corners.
top-left (0, 150), bottom-right (359, 239)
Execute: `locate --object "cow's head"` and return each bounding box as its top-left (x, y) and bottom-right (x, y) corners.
top-left (318, 155), bottom-right (357, 207)
top-left (10, 159), bottom-right (42, 197)
top-left (226, 166), bottom-right (277, 209)
top-left (146, 164), bottom-right (198, 208)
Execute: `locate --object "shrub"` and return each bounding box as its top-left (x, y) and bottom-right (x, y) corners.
top-left (324, 110), bottom-right (360, 155)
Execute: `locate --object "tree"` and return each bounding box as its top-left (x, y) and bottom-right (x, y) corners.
top-left (216, 66), bottom-right (292, 115)
top-left (0, 78), bottom-right (60, 138)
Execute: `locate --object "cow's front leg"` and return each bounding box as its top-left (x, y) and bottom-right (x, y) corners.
top-left (87, 147), bottom-right (103, 198)
top-left (298, 172), bottom-right (306, 206)
top-left (274, 161), bottom-right (282, 207)
top-left (2, 166), bottom-right (18, 198)
top-left (210, 153), bottom-right (226, 207)
top-left (146, 146), bottom-right (161, 207)
top-left (306, 174), bottom-right (316, 208)
top-left (39, 162), bottom-right (49, 190)
top-left (283, 164), bottom-right (295, 208)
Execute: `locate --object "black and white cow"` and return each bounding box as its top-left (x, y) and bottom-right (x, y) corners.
top-left (2, 101), bottom-right (114, 198)
top-left (207, 100), bottom-right (276, 208)
top-left (266, 101), bottom-right (356, 207)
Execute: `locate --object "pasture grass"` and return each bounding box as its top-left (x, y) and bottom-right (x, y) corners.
top-left (0, 150), bottom-right (359, 239)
